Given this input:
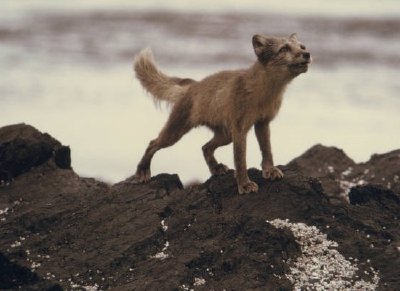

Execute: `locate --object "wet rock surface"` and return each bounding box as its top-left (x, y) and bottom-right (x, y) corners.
top-left (0, 124), bottom-right (399, 290)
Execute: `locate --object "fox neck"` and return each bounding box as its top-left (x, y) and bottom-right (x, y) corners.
top-left (247, 62), bottom-right (292, 101)
top-left (251, 61), bottom-right (294, 86)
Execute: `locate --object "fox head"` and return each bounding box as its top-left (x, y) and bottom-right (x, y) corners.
top-left (252, 33), bottom-right (311, 76)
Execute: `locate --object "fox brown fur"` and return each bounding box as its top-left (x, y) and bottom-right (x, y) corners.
top-left (133, 33), bottom-right (311, 194)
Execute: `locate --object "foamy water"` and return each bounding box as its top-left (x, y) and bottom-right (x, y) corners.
top-left (1, 1), bottom-right (399, 184)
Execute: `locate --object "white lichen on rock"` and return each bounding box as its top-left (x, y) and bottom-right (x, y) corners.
top-left (0, 207), bottom-right (9, 215)
top-left (161, 219), bottom-right (168, 232)
top-left (151, 241), bottom-right (170, 260)
top-left (193, 277), bottom-right (206, 286)
top-left (151, 218), bottom-right (170, 259)
top-left (267, 219), bottom-right (380, 290)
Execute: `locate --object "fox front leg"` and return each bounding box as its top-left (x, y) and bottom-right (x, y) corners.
top-left (254, 121), bottom-right (284, 181)
top-left (233, 131), bottom-right (259, 194)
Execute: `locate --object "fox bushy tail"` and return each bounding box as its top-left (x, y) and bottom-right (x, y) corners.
top-left (134, 48), bottom-right (192, 104)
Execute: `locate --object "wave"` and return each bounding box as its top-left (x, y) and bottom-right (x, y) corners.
top-left (0, 10), bottom-right (399, 68)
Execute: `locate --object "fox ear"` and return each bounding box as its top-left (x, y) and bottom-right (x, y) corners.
top-left (252, 34), bottom-right (274, 64)
top-left (252, 34), bottom-right (267, 55)
top-left (289, 33), bottom-right (298, 41)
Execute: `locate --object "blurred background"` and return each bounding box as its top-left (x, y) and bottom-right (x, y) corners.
top-left (1, 0), bottom-right (399, 184)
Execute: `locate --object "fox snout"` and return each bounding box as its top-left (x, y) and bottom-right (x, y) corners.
top-left (302, 52), bottom-right (311, 61)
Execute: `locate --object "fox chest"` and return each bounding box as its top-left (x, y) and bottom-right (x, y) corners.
top-left (258, 93), bottom-right (283, 121)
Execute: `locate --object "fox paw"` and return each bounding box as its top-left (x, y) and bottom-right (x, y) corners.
top-left (262, 167), bottom-right (284, 181)
top-left (211, 163), bottom-right (230, 176)
top-left (133, 168), bottom-right (151, 183)
top-left (238, 180), bottom-right (259, 194)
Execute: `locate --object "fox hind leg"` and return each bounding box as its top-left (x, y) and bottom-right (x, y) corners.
top-left (135, 100), bottom-right (192, 183)
top-left (202, 127), bottom-right (232, 176)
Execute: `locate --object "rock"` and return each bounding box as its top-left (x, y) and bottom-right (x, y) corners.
top-left (358, 150), bottom-right (400, 194)
top-left (0, 252), bottom-right (39, 289)
top-left (286, 144), bottom-right (400, 205)
top-left (0, 124), bottom-right (399, 290)
top-left (0, 124), bottom-right (71, 183)
top-left (0, 252), bottom-right (62, 291)
top-left (349, 184), bottom-right (400, 211)
top-left (287, 144), bottom-right (356, 177)
top-left (54, 146), bottom-right (71, 170)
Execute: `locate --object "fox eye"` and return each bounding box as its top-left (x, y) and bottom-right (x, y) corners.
top-left (279, 45), bottom-right (290, 53)
top-left (300, 44), bottom-right (306, 50)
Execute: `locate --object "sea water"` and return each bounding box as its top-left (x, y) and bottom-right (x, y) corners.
top-left (1, 1), bottom-right (399, 184)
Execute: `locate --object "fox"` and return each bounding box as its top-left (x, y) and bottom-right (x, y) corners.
top-left (133, 33), bottom-right (311, 194)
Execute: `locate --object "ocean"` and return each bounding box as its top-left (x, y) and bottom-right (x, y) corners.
top-left (1, 0), bottom-right (399, 184)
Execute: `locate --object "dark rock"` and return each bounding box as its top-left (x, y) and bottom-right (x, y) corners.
top-left (0, 124), bottom-right (71, 184)
top-left (0, 252), bottom-right (62, 291)
top-left (287, 144), bottom-right (356, 177)
top-left (54, 146), bottom-right (71, 170)
top-left (286, 144), bottom-right (400, 205)
top-left (359, 149), bottom-right (400, 194)
top-left (0, 252), bottom-right (38, 289)
top-left (0, 125), bottom-right (399, 290)
top-left (349, 184), bottom-right (400, 211)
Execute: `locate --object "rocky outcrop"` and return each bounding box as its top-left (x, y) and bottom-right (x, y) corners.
top-left (288, 144), bottom-right (400, 204)
top-left (0, 123), bottom-right (71, 184)
top-left (0, 124), bottom-right (399, 290)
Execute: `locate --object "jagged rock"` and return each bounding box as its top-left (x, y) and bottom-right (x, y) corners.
top-left (286, 144), bottom-right (400, 205)
top-left (0, 124), bottom-right (399, 290)
top-left (0, 124), bottom-right (71, 184)
top-left (287, 144), bottom-right (356, 177)
top-left (357, 150), bottom-right (400, 194)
